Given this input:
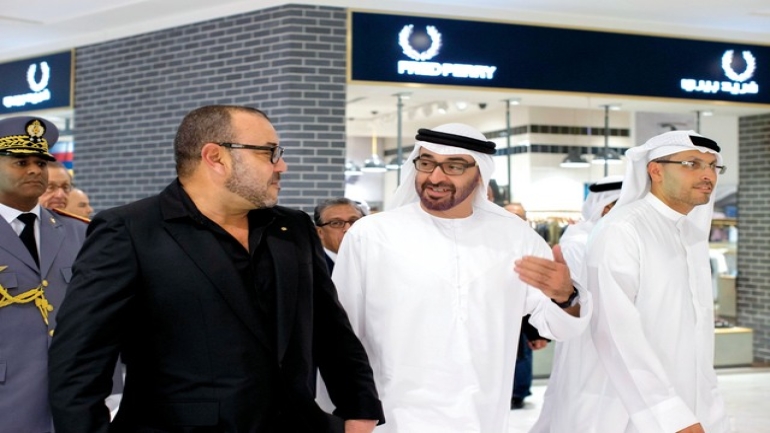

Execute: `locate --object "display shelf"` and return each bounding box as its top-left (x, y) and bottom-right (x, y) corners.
top-left (715, 327), bottom-right (753, 367)
top-left (711, 218), bottom-right (738, 228)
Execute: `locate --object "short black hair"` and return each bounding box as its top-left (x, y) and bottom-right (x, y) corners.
top-left (173, 105), bottom-right (269, 177)
top-left (313, 198), bottom-right (364, 226)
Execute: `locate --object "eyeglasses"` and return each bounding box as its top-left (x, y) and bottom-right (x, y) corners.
top-left (412, 157), bottom-right (477, 176)
top-left (45, 183), bottom-right (73, 194)
top-left (317, 219), bottom-right (360, 229)
top-left (654, 159), bottom-right (726, 175)
top-left (216, 142), bottom-right (285, 164)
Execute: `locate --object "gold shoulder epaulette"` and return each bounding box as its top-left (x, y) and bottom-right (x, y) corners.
top-left (50, 207), bottom-right (90, 224)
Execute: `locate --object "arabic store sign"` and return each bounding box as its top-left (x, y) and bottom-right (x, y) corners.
top-left (0, 51), bottom-right (73, 115)
top-left (350, 12), bottom-right (769, 105)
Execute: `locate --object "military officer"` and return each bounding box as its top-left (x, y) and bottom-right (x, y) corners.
top-left (0, 116), bottom-right (88, 432)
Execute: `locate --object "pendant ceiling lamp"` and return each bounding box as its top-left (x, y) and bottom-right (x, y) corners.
top-left (560, 148), bottom-right (590, 168)
top-left (386, 156), bottom-right (406, 170)
top-left (344, 160), bottom-right (362, 176)
top-left (362, 128), bottom-right (387, 173)
top-left (591, 149), bottom-right (622, 165)
top-left (597, 104), bottom-right (622, 174)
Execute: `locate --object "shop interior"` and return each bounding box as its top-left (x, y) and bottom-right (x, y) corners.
top-left (343, 82), bottom-right (766, 373)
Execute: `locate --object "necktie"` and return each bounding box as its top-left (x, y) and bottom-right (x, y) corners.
top-left (17, 213), bottom-right (39, 267)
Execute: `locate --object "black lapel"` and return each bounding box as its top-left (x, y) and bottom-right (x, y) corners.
top-left (267, 219), bottom-right (299, 363)
top-left (163, 221), bottom-right (271, 351)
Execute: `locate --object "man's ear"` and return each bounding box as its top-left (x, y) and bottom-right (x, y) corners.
top-left (647, 161), bottom-right (663, 183)
top-left (200, 142), bottom-right (228, 175)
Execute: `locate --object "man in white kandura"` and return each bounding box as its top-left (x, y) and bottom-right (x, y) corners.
top-left (331, 123), bottom-right (592, 433)
top-left (531, 130), bottom-right (729, 433)
top-left (531, 174), bottom-right (622, 432)
top-left (558, 174), bottom-right (623, 289)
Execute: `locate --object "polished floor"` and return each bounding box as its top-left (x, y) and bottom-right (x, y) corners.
top-left (508, 367), bottom-right (770, 433)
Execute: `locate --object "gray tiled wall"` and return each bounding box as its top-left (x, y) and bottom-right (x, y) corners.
top-left (737, 112), bottom-right (770, 363)
top-left (72, 4), bottom-right (347, 213)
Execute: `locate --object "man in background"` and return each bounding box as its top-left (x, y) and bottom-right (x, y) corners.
top-left (37, 160), bottom-right (71, 210)
top-left (64, 187), bottom-right (93, 219)
top-left (558, 175), bottom-right (623, 289)
top-left (0, 116), bottom-right (87, 433)
top-left (531, 175), bottom-right (622, 431)
top-left (314, 197), bottom-right (364, 272)
top-left (503, 202), bottom-right (526, 220)
top-left (503, 201), bottom-right (549, 410)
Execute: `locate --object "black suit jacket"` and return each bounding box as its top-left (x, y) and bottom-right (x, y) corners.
top-left (49, 181), bottom-right (383, 433)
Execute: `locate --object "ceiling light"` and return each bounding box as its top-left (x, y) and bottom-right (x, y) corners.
top-left (455, 101), bottom-right (468, 111)
top-left (591, 149), bottom-right (623, 165)
top-left (393, 91), bottom-right (412, 100)
top-left (386, 156), bottom-right (407, 170)
top-left (362, 155), bottom-right (387, 173)
top-left (560, 148), bottom-right (590, 168)
top-left (507, 98), bottom-right (521, 106)
top-left (344, 161), bottom-right (362, 176)
top-left (437, 102), bottom-right (448, 115)
top-left (362, 129), bottom-right (387, 173)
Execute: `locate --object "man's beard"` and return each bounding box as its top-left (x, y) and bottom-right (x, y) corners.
top-left (225, 154), bottom-right (278, 208)
top-left (417, 171), bottom-right (480, 212)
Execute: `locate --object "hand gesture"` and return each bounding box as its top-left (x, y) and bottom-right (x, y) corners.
top-left (514, 244), bottom-right (573, 303)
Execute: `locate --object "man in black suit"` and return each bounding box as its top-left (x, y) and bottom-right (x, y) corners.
top-left (313, 198), bottom-right (364, 273)
top-left (48, 105), bottom-right (384, 433)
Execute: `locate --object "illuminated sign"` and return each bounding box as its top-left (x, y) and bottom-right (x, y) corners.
top-left (396, 24), bottom-right (497, 80)
top-left (681, 50), bottom-right (758, 95)
top-left (350, 12), bottom-right (770, 105)
top-left (3, 62), bottom-right (52, 107)
top-left (0, 51), bottom-right (72, 115)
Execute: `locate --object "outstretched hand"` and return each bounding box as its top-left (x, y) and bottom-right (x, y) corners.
top-left (514, 244), bottom-right (573, 302)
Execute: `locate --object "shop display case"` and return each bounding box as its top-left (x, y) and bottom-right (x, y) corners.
top-left (710, 218), bottom-right (738, 322)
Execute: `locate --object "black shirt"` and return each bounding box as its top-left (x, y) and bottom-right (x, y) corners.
top-left (176, 184), bottom-right (282, 431)
top-left (177, 187), bottom-right (278, 350)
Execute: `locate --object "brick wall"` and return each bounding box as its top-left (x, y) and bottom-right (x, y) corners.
top-left (72, 4), bottom-right (347, 213)
top-left (737, 112), bottom-right (770, 363)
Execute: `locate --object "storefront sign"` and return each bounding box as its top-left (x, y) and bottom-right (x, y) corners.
top-left (396, 24), bottom-right (497, 80)
top-left (0, 51), bottom-right (73, 115)
top-left (350, 12), bottom-right (770, 105)
top-left (680, 50), bottom-right (758, 96)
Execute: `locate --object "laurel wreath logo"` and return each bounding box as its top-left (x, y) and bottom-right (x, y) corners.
top-left (721, 50), bottom-right (756, 83)
top-left (399, 25), bottom-right (442, 61)
top-left (27, 62), bottom-right (50, 93)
